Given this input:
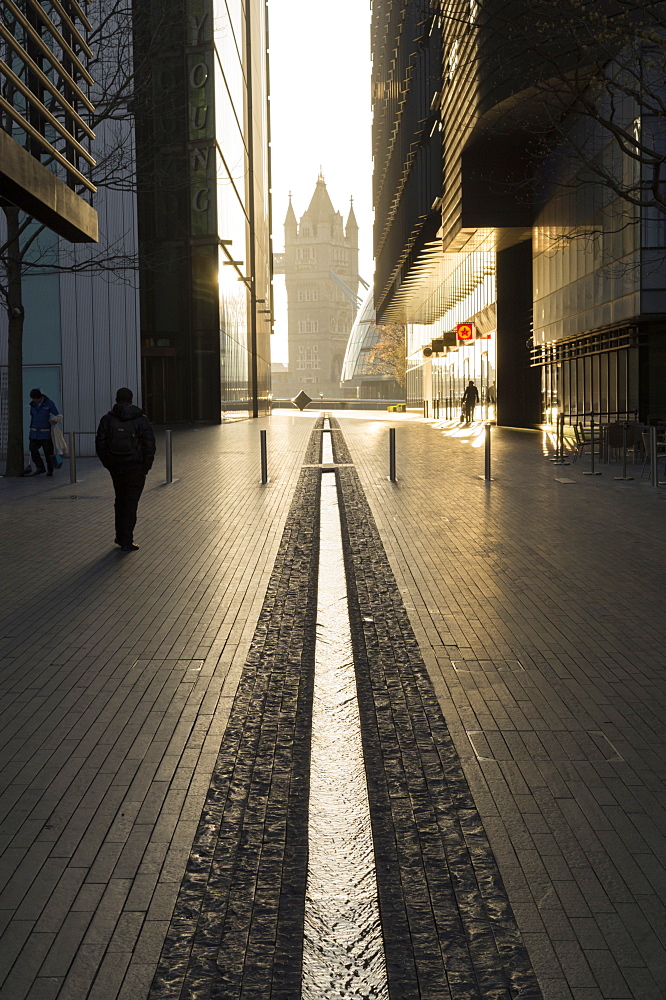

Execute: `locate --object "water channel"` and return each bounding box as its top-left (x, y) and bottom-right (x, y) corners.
top-left (301, 434), bottom-right (389, 998)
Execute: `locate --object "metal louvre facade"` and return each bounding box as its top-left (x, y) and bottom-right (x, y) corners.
top-left (372, 0), bottom-right (442, 323)
top-left (0, 0), bottom-right (97, 241)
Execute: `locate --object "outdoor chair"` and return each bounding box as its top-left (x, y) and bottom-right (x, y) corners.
top-left (572, 423), bottom-right (594, 463)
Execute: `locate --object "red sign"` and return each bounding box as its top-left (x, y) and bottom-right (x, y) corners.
top-left (456, 323), bottom-right (475, 343)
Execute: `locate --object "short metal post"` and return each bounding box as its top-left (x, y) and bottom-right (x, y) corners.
top-left (260, 429), bottom-right (268, 484)
top-left (560, 414), bottom-right (565, 459)
top-left (389, 427), bottom-right (396, 482)
top-left (651, 426), bottom-right (658, 487)
top-left (484, 422), bottom-right (492, 480)
top-left (584, 418), bottom-right (601, 475)
top-left (614, 421), bottom-right (633, 481)
top-left (550, 413), bottom-right (569, 464)
top-left (550, 415), bottom-right (560, 462)
top-left (165, 429), bottom-right (173, 484)
top-left (68, 431), bottom-right (77, 484)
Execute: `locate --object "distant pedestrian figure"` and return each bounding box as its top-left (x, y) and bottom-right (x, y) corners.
top-left (96, 388), bottom-right (156, 552)
top-left (461, 381), bottom-right (479, 424)
top-left (26, 388), bottom-right (60, 476)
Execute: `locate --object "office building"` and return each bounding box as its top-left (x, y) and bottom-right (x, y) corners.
top-left (0, 0), bottom-right (100, 464)
top-left (372, 0), bottom-right (666, 427)
top-left (136, 0), bottom-right (272, 422)
top-left (0, 0), bottom-right (97, 242)
top-left (1, 0), bottom-right (273, 466)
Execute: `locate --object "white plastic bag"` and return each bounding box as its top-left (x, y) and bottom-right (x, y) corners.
top-left (49, 414), bottom-right (69, 457)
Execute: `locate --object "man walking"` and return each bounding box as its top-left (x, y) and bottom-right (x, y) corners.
top-left (27, 388), bottom-right (60, 476)
top-left (96, 388), bottom-right (156, 552)
top-left (461, 380), bottom-right (479, 424)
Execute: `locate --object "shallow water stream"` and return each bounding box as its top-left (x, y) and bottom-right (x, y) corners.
top-left (301, 471), bottom-right (389, 999)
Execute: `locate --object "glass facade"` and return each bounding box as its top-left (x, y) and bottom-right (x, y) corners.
top-left (340, 292), bottom-right (403, 398)
top-left (532, 99), bottom-right (666, 425)
top-left (405, 252), bottom-right (497, 419)
top-left (137, 0), bottom-right (271, 424)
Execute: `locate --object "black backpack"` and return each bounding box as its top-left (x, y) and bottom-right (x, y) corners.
top-left (107, 416), bottom-right (139, 458)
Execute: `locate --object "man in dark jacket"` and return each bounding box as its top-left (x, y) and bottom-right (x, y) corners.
top-left (461, 380), bottom-right (480, 424)
top-left (27, 388), bottom-right (60, 476)
top-left (96, 388), bottom-right (156, 552)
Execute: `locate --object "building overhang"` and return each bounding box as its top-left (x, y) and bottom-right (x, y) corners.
top-left (442, 226), bottom-right (532, 254)
top-left (379, 226), bottom-right (528, 326)
top-left (0, 129), bottom-right (98, 243)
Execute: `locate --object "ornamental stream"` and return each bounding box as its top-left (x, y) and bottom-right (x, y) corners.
top-left (301, 422), bottom-right (389, 998)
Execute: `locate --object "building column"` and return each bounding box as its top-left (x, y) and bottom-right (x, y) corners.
top-left (496, 239), bottom-right (541, 428)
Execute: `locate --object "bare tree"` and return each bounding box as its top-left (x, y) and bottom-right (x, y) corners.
top-left (363, 324), bottom-right (407, 387)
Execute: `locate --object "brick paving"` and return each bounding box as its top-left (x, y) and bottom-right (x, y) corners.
top-left (334, 434), bottom-right (541, 1000)
top-left (149, 458), bottom-right (322, 1000)
top-left (0, 417), bottom-right (314, 1000)
top-left (340, 413), bottom-right (666, 1000)
top-left (0, 410), bottom-right (665, 1000)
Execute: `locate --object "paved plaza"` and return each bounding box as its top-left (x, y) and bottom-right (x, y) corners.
top-left (1, 411), bottom-right (665, 1000)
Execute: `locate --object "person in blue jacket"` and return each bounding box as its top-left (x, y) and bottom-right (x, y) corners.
top-left (27, 388), bottom-right (60, 476)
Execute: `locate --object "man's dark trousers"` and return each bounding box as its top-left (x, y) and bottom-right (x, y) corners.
top-left (30, 438), bottom-right (54, 472)
top-left (111, 468), bottom-right (146, 545)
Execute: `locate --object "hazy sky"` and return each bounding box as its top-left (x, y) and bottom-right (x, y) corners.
top-left (267, 0), bottom-right (373, 363)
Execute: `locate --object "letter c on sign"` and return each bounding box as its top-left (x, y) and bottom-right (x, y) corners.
top-left (193, 188), bottom-right (209, 212)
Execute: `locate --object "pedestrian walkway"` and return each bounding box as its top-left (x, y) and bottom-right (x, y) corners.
top-left (0, 411), bottom-right (665, 1000)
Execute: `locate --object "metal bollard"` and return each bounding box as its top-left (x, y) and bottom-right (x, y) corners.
top-left (555, 413), bottom-right (570, 464)
top-left (260, 429), bottom-right (268, 484)
top-left (559, 414), bottom-right (565, 460)
top-left (165, 429), bottom-right (173, 484)
top-left (584, 418), bottom-right (601, 475)
top-left (614, 421), bottom-right (633, 481)
top-left (651, 425), bottom-right (658, 488)
top-left (389, 427), bottom-right (397, 482)
top-left (549, 415), bottom-right (559, 462)
top-left (550, 414), bottom-right (562, 462)
top-left (68, 431), bottom-right (77, 484)
top-left (484, 422), bottom-right (492, 481)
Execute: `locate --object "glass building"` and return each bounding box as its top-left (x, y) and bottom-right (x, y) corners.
top-left (372, 0), bottom-right (666, 428)
top-left (136, 0), bottom-right (272, 423)
top-left (405, 252), bottom-right (496, 417)
top-left (2, 0), bottom-right (273, 470)
top-left (531, 97), bottom-right (666, 425)
top-left (0, 0), bottom-right (99, 466)
top-left (340, 292), bottom-right (403, 399)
